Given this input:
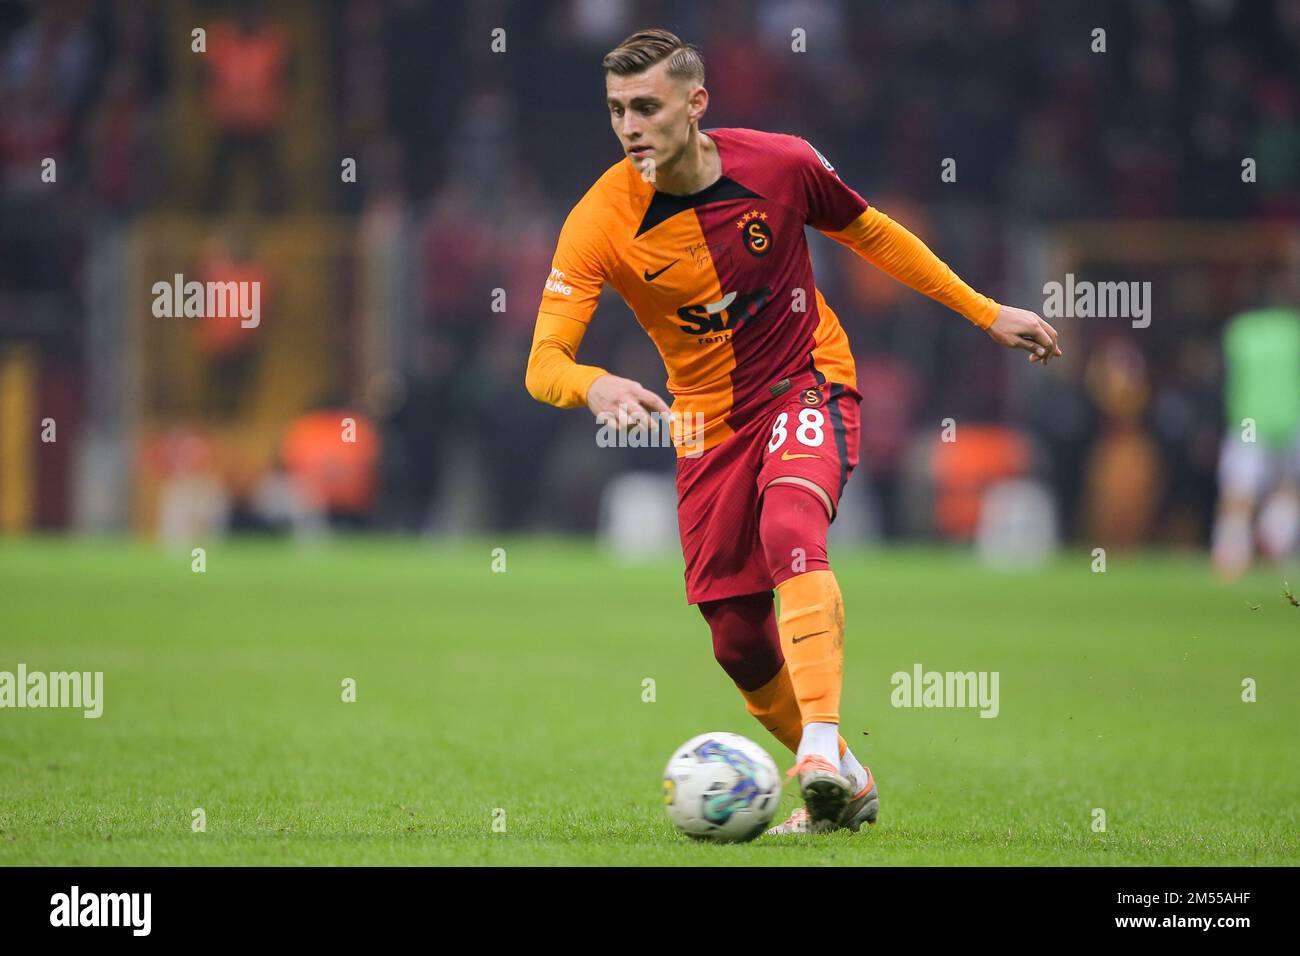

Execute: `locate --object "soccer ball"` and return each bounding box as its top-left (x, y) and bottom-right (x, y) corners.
top-left (662, 732), bottom-right (782, 842)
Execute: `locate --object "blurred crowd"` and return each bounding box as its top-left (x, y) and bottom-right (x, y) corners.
top-left (1, 0), bottom-right (1298, 547)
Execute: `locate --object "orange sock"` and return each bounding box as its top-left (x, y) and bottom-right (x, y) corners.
top-left (739, 664), bottom-right (801, 753)
top-left (740, 663), bottom-right (850, 757)
top-left (775, 569), bottom-right (844, 726)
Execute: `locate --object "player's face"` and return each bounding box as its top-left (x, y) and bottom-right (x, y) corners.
top-left (606, 62), bottom-right (700, 171)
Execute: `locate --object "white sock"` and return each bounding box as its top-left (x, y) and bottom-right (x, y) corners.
top-left (796, 721), bottom-right (840, 768)
top-left (840, 746), bottom-right (869, 792)
top-left (1258, 492), bottom-right (1300, 560)
top-left (1211, 513), bottom-right (1252, 576)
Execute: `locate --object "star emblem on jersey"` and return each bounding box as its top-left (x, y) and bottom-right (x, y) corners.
top-left (736, 209), bottom-right (773, 257)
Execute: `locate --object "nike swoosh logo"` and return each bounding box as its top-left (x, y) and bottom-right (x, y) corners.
top-left (792, 630), bottom-right (828, 644)
top-left (643, 260), bottom-right (679, 282)
top-left (780, 450), bottom-right (819, 461)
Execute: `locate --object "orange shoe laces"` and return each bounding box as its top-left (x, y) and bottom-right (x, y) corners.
top-left (784, 754), bottom-right (840, 783)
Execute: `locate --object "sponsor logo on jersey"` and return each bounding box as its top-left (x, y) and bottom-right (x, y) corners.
top-left (674, 286), bottom-right (774, 338)
top-left (643, 260), bottom-right (678, 282)
top-left (544, 267), bottom-right (572, 296)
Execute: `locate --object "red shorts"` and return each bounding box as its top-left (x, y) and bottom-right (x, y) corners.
top-left (675, 374), bottom-right (862, 604)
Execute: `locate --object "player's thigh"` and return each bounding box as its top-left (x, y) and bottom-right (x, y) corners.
top-left (756, 383), bottom-right (861, 518)
top-left (675, 431), bottom-right (770, 604)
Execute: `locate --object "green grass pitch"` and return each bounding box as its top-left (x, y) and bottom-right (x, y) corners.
top-left (0, 537), bottom-right (1296, 866)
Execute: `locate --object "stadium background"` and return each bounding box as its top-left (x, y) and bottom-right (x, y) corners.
top-left (0, 0), bottom-right (1296, 548)
top-left (0, 0), bottom-right (1298, 868)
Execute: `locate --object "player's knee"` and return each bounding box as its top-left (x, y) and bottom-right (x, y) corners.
top-left (759, 482), bottom-right (830, 584)
top-left (699, 593), bottom-right (783, 691)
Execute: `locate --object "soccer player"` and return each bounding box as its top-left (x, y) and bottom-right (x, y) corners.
top-left (1211, 300), bottom-right (1300, 579)
top-left (525, 29), bottom-right (1061, 834)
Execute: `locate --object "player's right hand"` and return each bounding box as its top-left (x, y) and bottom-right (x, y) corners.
top-left (985, 305), bottom-right (1063, 365)
top-left (586, 374), bottom-right (671, 432)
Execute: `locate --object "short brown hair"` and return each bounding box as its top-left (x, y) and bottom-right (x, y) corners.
top-left (602, 28), bottom-right (704, 84)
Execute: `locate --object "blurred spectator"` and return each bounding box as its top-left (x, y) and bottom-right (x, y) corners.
top-left (194, 228), bottom-right (272, 420)
top-left (281, 408), bottom-right (381, 528)
top-left (1080, 338), bottom-right (1164, 546)
top-left (203, 3), bottom-right (290, 213)
top-left (2, 0), bottom-right (1299, 544)
top-left (854, 355), bottom-right (921, 538)
top-left (88, 63), bottom-right (152, 213)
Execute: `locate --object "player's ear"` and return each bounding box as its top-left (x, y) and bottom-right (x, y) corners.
top-left (687, 84), bottom-right (708, 124)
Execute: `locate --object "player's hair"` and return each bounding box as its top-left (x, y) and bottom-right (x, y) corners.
top-left (602, 28), bottom-right (704, 85)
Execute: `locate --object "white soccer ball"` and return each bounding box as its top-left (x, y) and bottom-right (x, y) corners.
top-left (662, 732), bottom-right (782, 842)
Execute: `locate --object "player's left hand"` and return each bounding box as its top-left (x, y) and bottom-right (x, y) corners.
top-left (986, 305), bottom-right (1062, 365)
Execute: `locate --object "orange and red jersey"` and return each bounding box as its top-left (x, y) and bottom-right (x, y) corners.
top-left (528, 127), bottom-right (999, 456)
